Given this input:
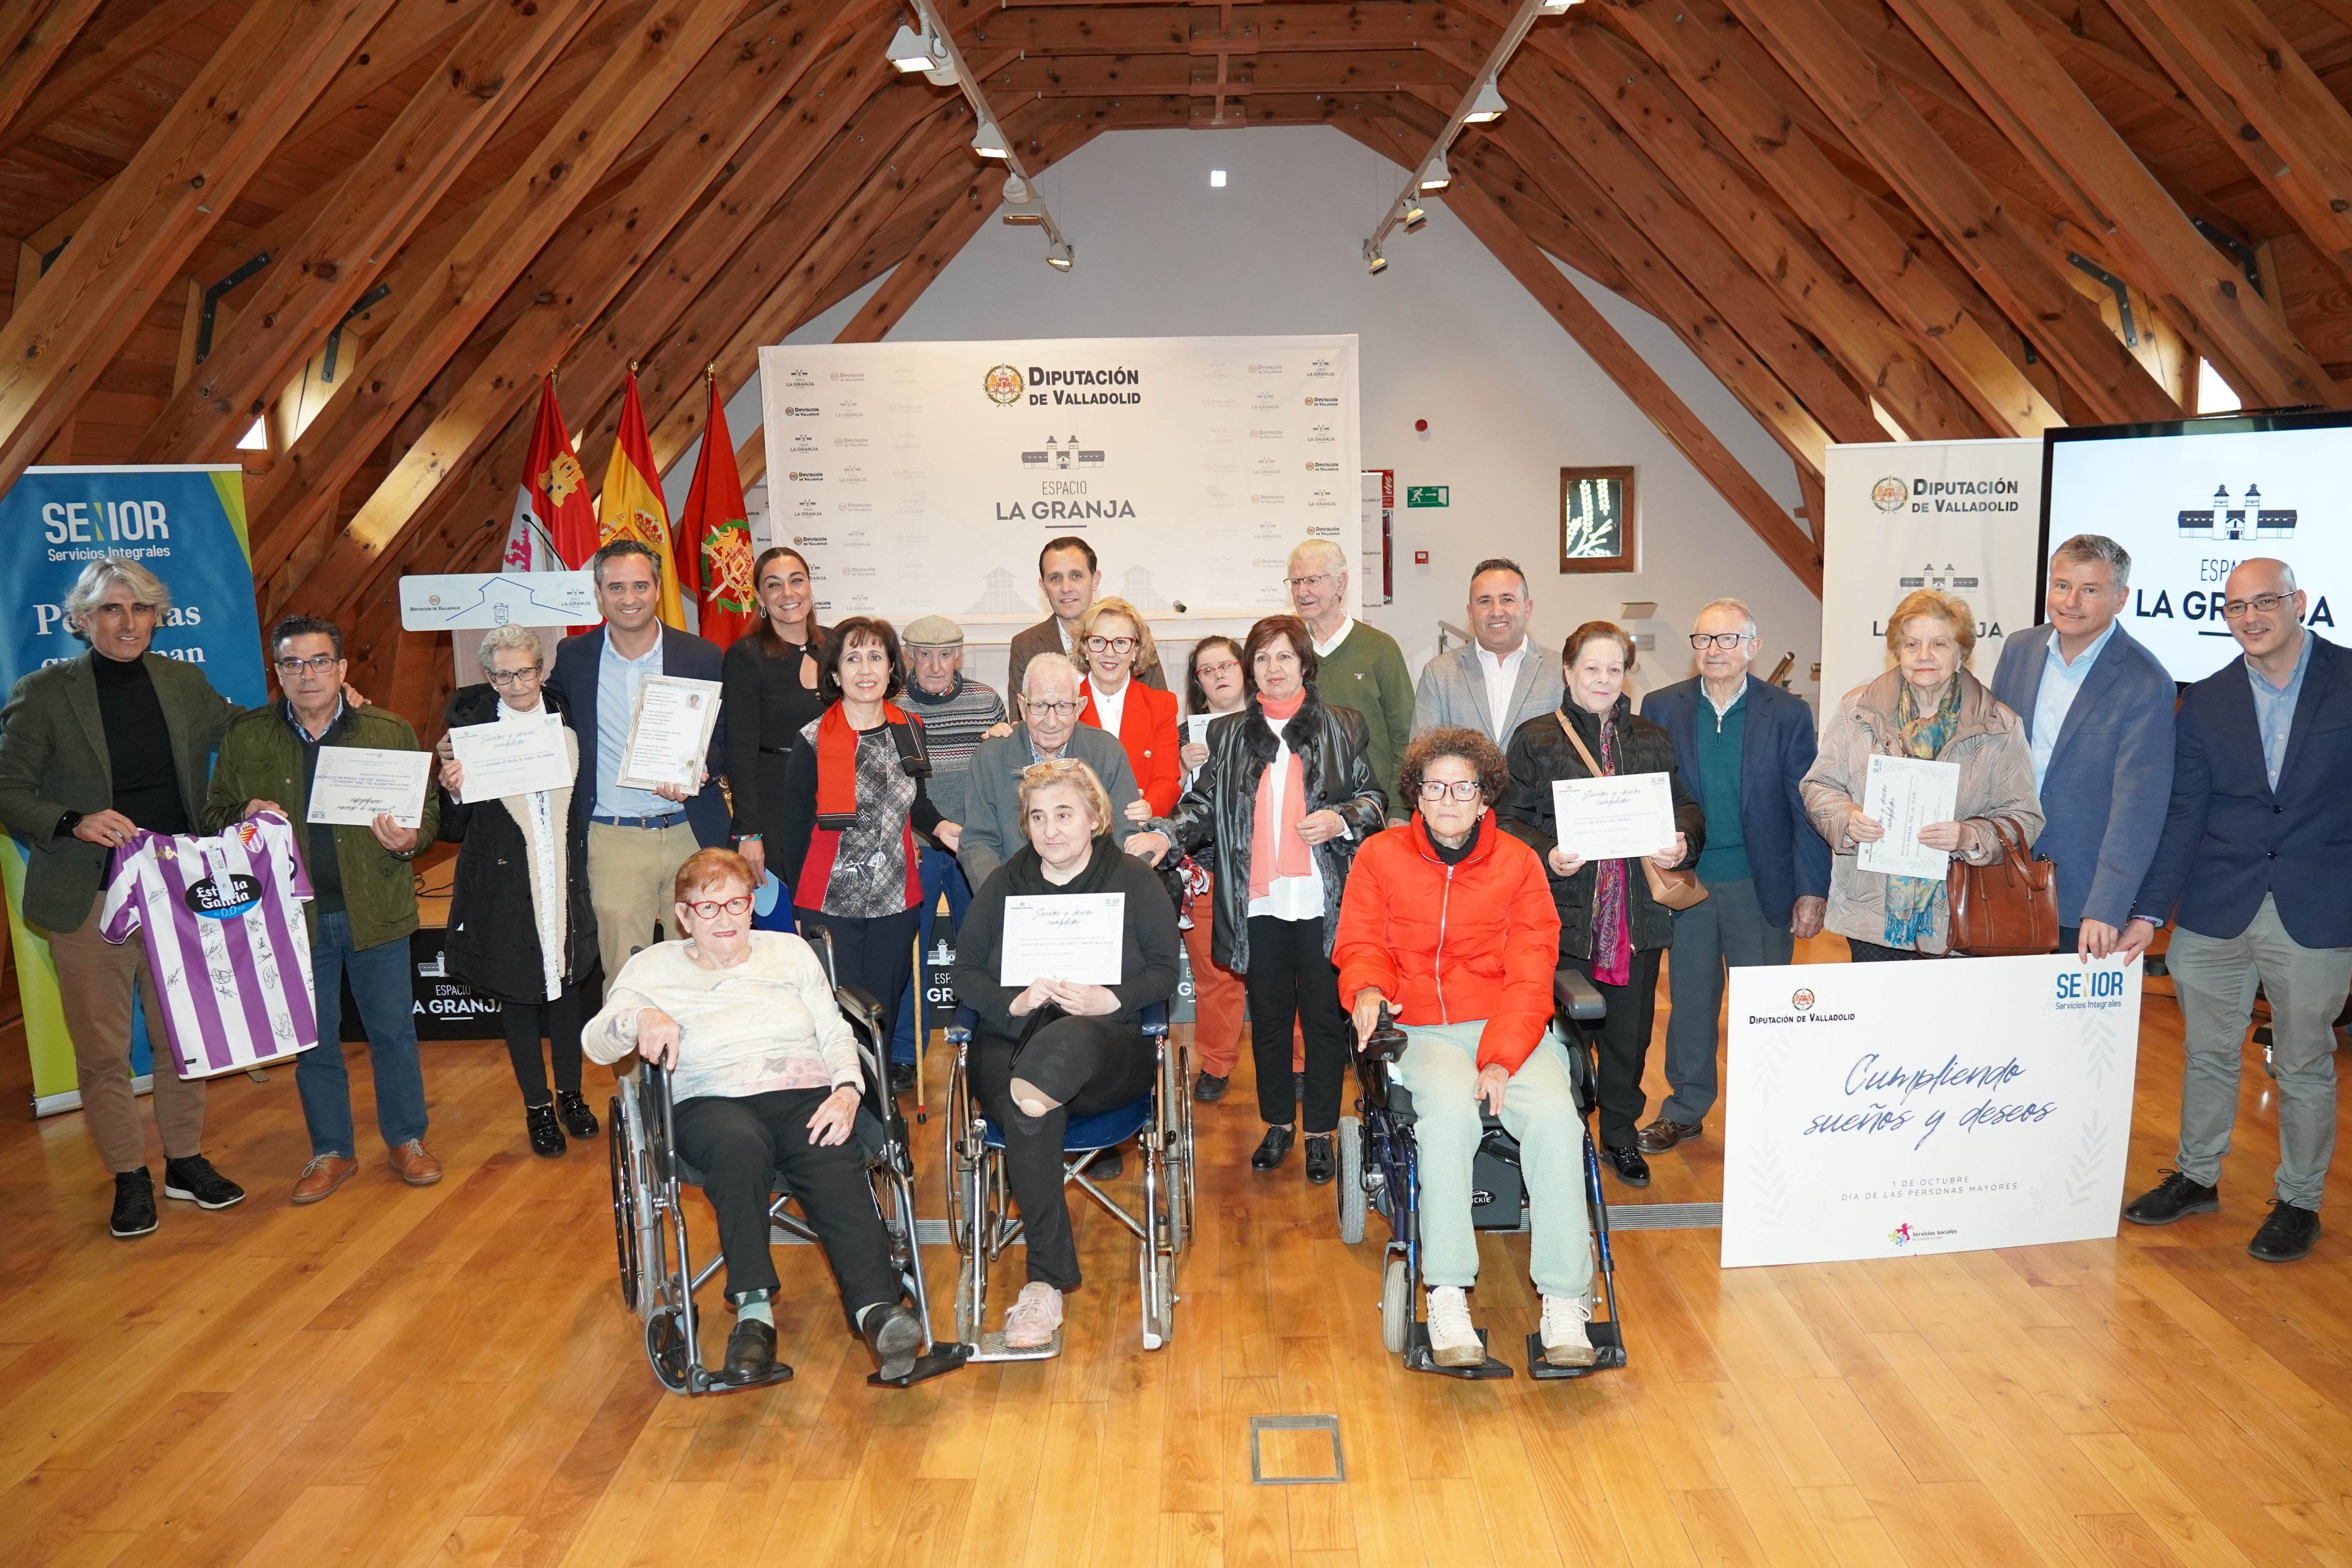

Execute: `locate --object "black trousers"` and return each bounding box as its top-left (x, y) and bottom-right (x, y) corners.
top-left (1848, 938), bottom-right (1930, 962)
top-left (1243, 914), bottom-right (1349, 1133)
top-left (671, 1089), bottom-right (900, 1323)
top-left (794, 905), bottom-right (919, 1055)
top-left (974, 1015), bottom-right (1155, 1290)
top-left (500, 979), bottom-right (586, 1106)
top-left (1560, 946), bottom-right (1662, 1149)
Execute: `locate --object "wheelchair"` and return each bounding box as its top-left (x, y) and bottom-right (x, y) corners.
top-left (942, 1000), bottom-right (1193, 1358)
top-left (607, 926), bottom-right (965, 1394)
top-left (1334, 969), bottom-right (1628, 1379)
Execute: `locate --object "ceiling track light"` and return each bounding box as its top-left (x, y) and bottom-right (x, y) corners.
top-left (971, 115), bottom-right (1009, 160)
top-left (1537, 0), bottom-right (1583, 14)
top-left (1047, 242), bottom-right (1075, 271)
top-left (1364, 239), bottom-right (1388, 275)
top-left (1402, 201), bottom-right (1428, 233)
top-left (892, 0), bottom-right (1074, 271)
top-left (1417, 154), bottom-right (1451, 192)
top-left (1463, 78), bottom-right (1507, 123)
top-left (887, 20), bottom-right (946, 74)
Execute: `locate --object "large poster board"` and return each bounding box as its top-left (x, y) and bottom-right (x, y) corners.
top-left (1721, 954), bottom-right (2141, 1267)
top-left (758, 335), bottom-right (1362, 628)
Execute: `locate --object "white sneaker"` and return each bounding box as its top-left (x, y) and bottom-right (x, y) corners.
top-left (1003, 1281), bottom-right (1063, 1349)
top-left (1541, 1294), bottom-right (1597, 1367)
top-left (1424, 1286), bottom-right (1483, 1367)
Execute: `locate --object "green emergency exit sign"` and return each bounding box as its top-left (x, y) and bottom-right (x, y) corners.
top-left (1406, 485), bottom-right (1449, 508)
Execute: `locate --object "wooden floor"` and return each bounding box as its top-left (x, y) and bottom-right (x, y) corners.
top-left (3, 938), bottom-right (2350, 1568)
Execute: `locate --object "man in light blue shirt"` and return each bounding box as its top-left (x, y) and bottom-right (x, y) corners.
top-left (2029, 615), bottom-right (2118, 793)
top-left (2247, 613), bottom-right (2314, 789)
top-left (595, 631), bottom-right (678, 821)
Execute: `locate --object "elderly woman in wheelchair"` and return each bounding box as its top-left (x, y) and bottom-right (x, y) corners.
top-left (950, 758), bottom-right (1182, 1351)
top-left (1332, 727), bottom-right (1598, 1369)
top-left (585, 847), bottom-right (929, 1387)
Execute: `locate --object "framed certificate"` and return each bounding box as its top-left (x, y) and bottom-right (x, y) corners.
top-left (618, 676), bottom-right (722, 792)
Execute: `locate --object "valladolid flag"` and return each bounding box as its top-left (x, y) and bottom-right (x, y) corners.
top-left (504, 376), bottom-right (598, 572)
top-left (599, 369), bottom-right (686, 628)
top-left (676, 371), bottom-right (756, 649)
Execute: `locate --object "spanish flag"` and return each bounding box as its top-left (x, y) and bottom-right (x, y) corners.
top-left (598, 367), bottom-right (686, 628)
top-left (676, 368), bottom-right (757, 649)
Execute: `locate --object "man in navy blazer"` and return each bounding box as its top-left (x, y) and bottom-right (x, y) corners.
top-left (1637, 598), bottom-right (1829, 1155)
top-left (1990, 534), bottom-right (2176, 958)
top-left (2119, 558), bottom-right (2351, 1263)
top-left (544, 540), bottom-right (730, 989)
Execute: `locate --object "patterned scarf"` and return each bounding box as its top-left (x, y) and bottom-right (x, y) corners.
top-left (1585, 705), bottom-right (1633, 986)
top-left (1882, 677), bottom-right (1962, 949)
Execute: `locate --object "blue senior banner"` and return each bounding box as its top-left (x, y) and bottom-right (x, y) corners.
top-left (0, 465), bottom-right (269, 1113)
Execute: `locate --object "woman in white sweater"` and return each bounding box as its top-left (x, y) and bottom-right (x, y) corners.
top-left (584, 847), bottom-right (923, 1387)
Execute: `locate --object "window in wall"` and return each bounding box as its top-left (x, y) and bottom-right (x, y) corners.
top-left (2195, 359), bottom-right (2241, 416)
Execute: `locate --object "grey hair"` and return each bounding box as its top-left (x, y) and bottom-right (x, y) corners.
top-left (475, 622), bottom-right (546, 676)
top-left (1287, 537), bottom-right (1348, 579)
top-left (2051, 533), bottom-right (2133, 590)
top-left (63, 556), bottom-right (170, 642)
top-left (1695, 597), bottom-right (1758, 638)
top-left (1022, 649), bottom-right (1080, 699)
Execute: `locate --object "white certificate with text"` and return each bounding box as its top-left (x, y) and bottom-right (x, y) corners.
top-left (1855, 754), bottom-right (1960, 879)
top-left (450, 719), bottom-right (572, 804)
top-left (307, 746), bottom-right (432, 828)
top-left (618, 676), bottom-right (722, 792)
top-left (1000, 893), bottom-right (1125, 986)
top-left (1550, 772), bottom-right (1676, 862)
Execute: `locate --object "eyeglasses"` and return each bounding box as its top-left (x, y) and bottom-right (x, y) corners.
top-left (1417, 780), bottom-right (1483, 802)
top-left (486, 667), bottom-right (543, 688)
top-left (1284, 572), bottom-right (1336, 590)
top-left (2221, 591), bottom-right (2294, 620)
top-left (1689, 632), bottom-right (1755, 651)
top-left (1024, 699), bottom-right (1081, 718)
top-left (1195, 659), bottom-right (1241, 679)
top-left (682, 895), bottom-right (754, 919)
top-left (1082, 634), bottom-right (1138, 654)
top-left (273, 654), bottom-right (341, 675)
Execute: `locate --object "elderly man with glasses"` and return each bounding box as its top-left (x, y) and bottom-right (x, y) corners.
top-left (957, 654), bottom-right (1163, 890)
top-left (1286, 539), bottom-right (1412, 811)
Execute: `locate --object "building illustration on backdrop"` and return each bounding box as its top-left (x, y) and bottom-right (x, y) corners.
top-left (967, 567), bottom-right (1037, 615)
top-left (2179, 483), bottom-right (2296, 540)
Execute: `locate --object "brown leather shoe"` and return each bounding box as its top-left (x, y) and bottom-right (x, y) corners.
top-left (290, 1154), bottom-right (358, 1205)
top-left (1636, 1116), bottom-right (1702, 1155)
top-left (388, 1139), bottom-right (443, 1186)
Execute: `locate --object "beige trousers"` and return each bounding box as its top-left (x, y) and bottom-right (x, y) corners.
top-left (49, 907), bottom-right (204, 1171)
top-left (586, 819), bottom-right (702, 987)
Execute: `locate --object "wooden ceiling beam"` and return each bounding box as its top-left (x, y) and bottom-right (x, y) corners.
top-left (0, 0), bottom-right (405, 491)
top-left (0, 0), bottom-right (106, 142)
top-left (278, 0), bottom-right (496, 153)
top-left (974, 47), bottom-right (1468, 98)
top-left (953, 2), bottom-right (1479, 56)
top-left (1882, 0), bottom-right (2345, 411)
top-left (0, 0), bottom-right (218, 158)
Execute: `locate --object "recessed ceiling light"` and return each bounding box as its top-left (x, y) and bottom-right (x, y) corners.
top-left (1210, 169), bottom-right (1227, 188)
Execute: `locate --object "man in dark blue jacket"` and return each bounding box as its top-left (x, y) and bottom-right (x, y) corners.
top-left (2120, 559), bottom-right (2350, 1263)
top-left (1637, 598), bottom-right (1829, 1155)
top-left (1990, 534), bottom-right (2175, 958)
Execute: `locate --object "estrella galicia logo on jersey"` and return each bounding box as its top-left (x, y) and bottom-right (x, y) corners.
top-left (184, 873), bottom-right (261, 920)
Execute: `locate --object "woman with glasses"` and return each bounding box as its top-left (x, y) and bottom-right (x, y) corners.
top-left (723, 547), bottom-right (829, 886)
top-left (1178, 636), bottom-right (1249, 1102)
top-left (1334, 728), bottom-right (1596, 1368)
top-left (1073, 597), bottom-right (1182, 820)
top-left (436, 624), bottom-right (601, 1157)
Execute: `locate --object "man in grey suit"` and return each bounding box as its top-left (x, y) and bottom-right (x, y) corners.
top-left (1989, 533), bottom-right (2176, 958)
top-left (958, 653), bottom-right (1167, 888)
top-left (1411, 557), bottom-right (1564, 744)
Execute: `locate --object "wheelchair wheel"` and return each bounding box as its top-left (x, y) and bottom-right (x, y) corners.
top-left (609, 1096), bottom-right (644, 1311)
top-left (1380, 1256), bottom-right (1410, 1355)
top-left (1335, 1117), bottom-right (1367, 1245)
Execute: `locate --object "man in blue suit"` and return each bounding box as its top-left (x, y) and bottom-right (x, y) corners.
top-left (2120, 558), bottom-right (2351, 1263)
top-left (1637, 598), bottom-right (1829, 1155)
top-left (546, 540), bottom-right (730, 989)
top-left (1990, 534), bottom-right (2176, 959)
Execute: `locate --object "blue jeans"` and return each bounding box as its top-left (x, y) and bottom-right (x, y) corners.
top-left (299, 909), bottom-right (428, 1158)
top-left (892, 845), bottom-right (972, 1066)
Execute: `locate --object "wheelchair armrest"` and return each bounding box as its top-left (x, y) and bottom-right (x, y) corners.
top-left (943, 1002), bottom-right (979, 1047)
top-left (834, 985), bottom-right (886, 1036)
top-left (1140, 1001), bottom-right (1168, 1039)
top-left (1554, 967), bottom-right (1607, 1023)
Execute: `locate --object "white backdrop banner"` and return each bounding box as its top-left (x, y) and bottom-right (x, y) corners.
top-left (1720, 954), bottom-right (2141, 1267)
top-left (1819, 439), bottom-right (2043, 710)
top-left (757, 335), bottom-right (1361, 629)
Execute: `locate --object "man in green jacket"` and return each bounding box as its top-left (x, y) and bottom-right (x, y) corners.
top-left (206, 614), bottom-right (440, 1206)
top-left (1286, 538), bottom-right (1410, 815)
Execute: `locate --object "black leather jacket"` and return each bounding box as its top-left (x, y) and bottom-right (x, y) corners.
top-left (1155, 683), bottom-right (1388, 972)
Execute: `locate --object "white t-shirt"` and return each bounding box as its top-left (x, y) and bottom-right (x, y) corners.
top-left (1247, 712), bottom-right (1327, 922)
top-left (1476, 640), bottom-right (1530, 742)
top-left (1090, 677), bottom-right (1128, 737)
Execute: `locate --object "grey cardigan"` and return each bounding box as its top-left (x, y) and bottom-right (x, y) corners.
top-left (957, 722), bottom-right (1145, 888)
top-left (1412, 638), bottom-right (1565, 744)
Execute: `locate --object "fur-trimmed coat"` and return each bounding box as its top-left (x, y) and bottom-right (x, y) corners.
top-left (1154, 682), bottom-right (1388, 972)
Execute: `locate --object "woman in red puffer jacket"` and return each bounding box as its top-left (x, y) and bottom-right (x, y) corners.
top-left (1333, 727), bottom-right (1595, 1371)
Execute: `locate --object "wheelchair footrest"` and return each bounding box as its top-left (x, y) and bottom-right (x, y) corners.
top-left (965, 1329), bottom-right (1062, 1362)
top-left (1523, 1318), bottom-right (1626, 1380)
top-left (1401, 1322), bottom-right (1512, 1380)
top-left (868, 1342), bottom-right (972, 1387)
top-left (699, 1358), bottom-right (796, 1395)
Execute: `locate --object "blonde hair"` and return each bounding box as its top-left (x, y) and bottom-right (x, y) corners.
top-left (672, 847), bottom-right (755, 908)
top-left (1885, 589), bottom-right (1976, 660)
top-left (1070, 596), bottom-right (1161, 680)
top-left (1016, 758), bottom-right (1113, 839)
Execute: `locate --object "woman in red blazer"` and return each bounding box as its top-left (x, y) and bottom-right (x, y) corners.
top-left (1074, 597), bottom-right (1183, 817)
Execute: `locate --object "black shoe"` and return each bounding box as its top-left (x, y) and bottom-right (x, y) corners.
top-left (862, 1302), bottom-right (924, 1381)
top-left (1088, 1148), bottom-right (1125, 1180)
top-left (1303, 1132), bottom-right (1336, 1185)
top-left (109, 1168), bottom-right (157, 1239)
top-left (161, 1153), bottom-right (245, 1210)
top-left (2249, 1200), bottom-right (2321, 1262)
top-left (722, 1318), bottom-right (788, 1384)
top-left (1604, 1144), bottom-right (1651, 1187)
top-left (556, 1090), bottom-right (599, 1139)
top-left (1193, 1071), bottom-right (1228, 1103)
top-left (1251, 1125), bottom-right (1295, 1171)
top-left (2122, 1169), bottom-right (2218, 1226)
top-left (524, 1101), bottom-right (567, 1158)
top-left (889, 1061), bottom-right (916, 1095)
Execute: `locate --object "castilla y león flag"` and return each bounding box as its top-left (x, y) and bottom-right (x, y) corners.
top-left (599, 368), bottom-right (687, 628)
top-left (676, 374), bottom-right (756, 649)
top-left (505, 375), bottom-right (598, 572)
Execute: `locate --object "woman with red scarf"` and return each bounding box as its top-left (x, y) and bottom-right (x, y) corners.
top-left (1498, 622), bottom-right (1703, 1190)
top-left (773, 618), bottom-right (961, 1072)
top-left (1152, 615), bottom-right (1387, 1182)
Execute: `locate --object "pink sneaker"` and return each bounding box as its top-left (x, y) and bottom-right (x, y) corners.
top-left (1003, 1281), bottom-right (1063, 1349)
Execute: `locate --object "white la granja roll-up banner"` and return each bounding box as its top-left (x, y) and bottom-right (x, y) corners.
top-left (757, 335), bottom-right (1361, 630)
top-left (1720, 954), bottom-right (2141, 1267)
top-left (1819, 439), bottom-right (2044, 711)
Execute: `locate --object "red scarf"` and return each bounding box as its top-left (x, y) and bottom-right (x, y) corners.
top-left (1249, 690), bottom-right (1313, 899)
top-left (815, 699), bottom-right (906, 820)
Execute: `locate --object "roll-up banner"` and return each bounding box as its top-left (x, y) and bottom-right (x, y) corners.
top-left (1819, 440), bottom-right (2043, 715)
top-left (0, 466), bottom-right (269, 1114)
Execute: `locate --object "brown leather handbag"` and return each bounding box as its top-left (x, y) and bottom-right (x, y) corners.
top-left (1941, 817), bottom-right (2057, 956)
top-left (1553, 713), bottom-right (1709, 911)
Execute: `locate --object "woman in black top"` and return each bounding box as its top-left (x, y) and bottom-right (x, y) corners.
top-left (723, 546), bottom-right (828, 885)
